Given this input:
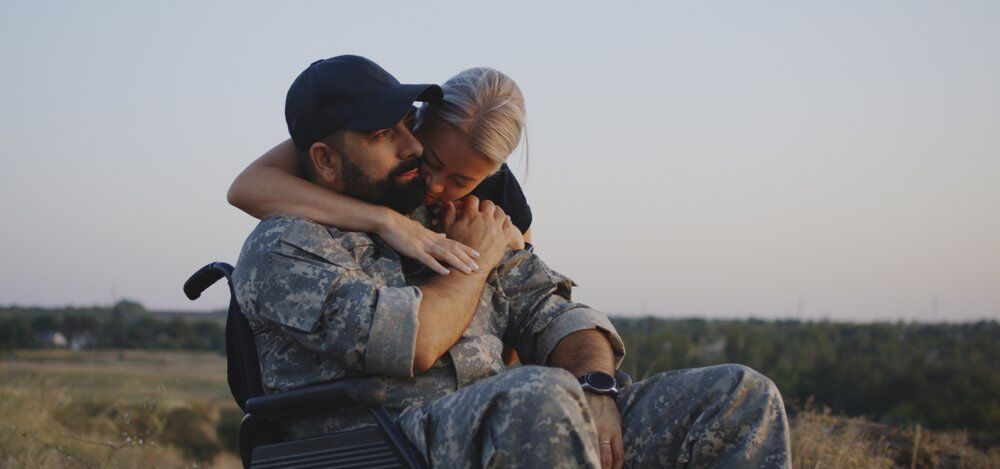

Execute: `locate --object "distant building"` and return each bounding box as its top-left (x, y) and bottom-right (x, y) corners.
top-left (38, 331), bottom-right (68, 348)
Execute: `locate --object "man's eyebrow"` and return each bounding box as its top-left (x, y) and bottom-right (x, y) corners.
top-left (368, 110), bottom-right (416, 138)
top-left (363, 128), bottom-right (388, 139)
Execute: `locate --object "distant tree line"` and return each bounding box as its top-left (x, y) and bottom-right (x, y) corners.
top-left (0, 301), bottom-right (224, 353)
top-left (2, 303), bottom-right (996, 436)
top-left (612, 317), bottom-right (998, 436)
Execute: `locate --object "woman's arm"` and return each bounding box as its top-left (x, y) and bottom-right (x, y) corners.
top-left (228, 139), bottom-right (390, 230)
top-left (227, 139), bottom-right (478, 274)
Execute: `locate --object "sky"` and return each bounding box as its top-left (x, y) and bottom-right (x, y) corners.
top-left (1, 1), bottom-right (997, 321)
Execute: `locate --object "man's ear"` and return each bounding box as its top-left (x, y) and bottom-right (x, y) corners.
top-left (309, 142), bottom-right (343, 189)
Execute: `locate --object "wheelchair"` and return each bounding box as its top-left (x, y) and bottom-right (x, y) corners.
top-left (184, 262), bottom-right (426, 468)
top-left (185, 261), bottom-right (633, 468)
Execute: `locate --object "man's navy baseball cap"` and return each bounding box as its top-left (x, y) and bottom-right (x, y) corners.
top-left (285, 55), bottom-right (443, 150)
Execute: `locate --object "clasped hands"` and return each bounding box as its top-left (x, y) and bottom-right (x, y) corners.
top-left (376, 196), bottom-right (525, 276)
top-left (441, 196), bottom-right (525, 263)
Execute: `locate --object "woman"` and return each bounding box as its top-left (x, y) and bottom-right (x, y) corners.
top-left (229, 68), bottom-right (531, 365)
top-left (228, 67), bottom-right (532, 275)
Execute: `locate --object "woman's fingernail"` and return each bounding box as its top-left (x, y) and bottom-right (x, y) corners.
top-left (472, 262), bottom-right (480, 271)
top-left (472, 251), bottom-right (480, 257)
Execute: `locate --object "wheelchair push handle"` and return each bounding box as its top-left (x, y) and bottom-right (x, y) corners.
top-left (184, 262), bottom-right (235, 300)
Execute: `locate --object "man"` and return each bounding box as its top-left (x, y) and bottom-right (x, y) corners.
top-left (232, 55), bottom-right (791, 468)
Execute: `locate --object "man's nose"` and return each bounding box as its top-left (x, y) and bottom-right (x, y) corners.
top-left (398, 124), bottom-right (423, 160)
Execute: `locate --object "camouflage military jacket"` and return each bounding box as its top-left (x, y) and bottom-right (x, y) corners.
top-left (232, 213), bottom-right (625, 434)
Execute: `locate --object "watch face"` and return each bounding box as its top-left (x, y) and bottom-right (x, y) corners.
top-left (586, 371), bottom-right (616, 390)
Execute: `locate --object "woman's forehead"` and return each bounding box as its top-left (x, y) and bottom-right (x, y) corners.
top-left (424, 128), bottom-right (493, 166)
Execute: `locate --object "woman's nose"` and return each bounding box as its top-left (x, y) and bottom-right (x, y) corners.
top-left (425, 173), bottom-right (444, 194)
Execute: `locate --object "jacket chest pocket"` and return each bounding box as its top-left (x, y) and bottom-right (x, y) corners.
top-left (259, 253), bottom-right (340, 333)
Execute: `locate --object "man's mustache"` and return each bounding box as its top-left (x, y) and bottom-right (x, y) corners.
top-left (389, 157), bottom-right (423, 179)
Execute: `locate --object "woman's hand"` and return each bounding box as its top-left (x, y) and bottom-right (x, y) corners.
top-left (377, 209), bottom-right (480, 275)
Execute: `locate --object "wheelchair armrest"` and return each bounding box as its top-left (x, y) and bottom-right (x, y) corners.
top-left (245, 378), bottom-right (387, 419)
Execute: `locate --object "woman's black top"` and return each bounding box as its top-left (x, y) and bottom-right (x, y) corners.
top-left (470, 163), bottom-right (532, 233)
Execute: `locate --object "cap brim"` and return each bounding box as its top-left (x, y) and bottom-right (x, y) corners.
top-left (344, 83), bottom-right (443, 132)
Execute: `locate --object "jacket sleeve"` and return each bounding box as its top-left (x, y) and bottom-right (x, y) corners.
top-left (237, 217), bottom-right (421, 378)
top-left (496, 249), bottom-right (625, 367)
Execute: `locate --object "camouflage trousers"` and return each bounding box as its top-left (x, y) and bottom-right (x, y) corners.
top-left (396, 364), bottom-right (791, 468)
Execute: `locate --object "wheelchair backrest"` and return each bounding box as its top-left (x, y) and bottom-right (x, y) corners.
top-left (185, 262), bottom-right (264, 412)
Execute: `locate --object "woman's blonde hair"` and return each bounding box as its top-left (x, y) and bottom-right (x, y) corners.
top-left (417, 67), bottom-right (527, 170)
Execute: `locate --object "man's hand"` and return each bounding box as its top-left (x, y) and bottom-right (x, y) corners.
top-left (438, 198), bottom-right (525, 251)
top-left (443, 196), bottom-right (508, 271)
top-left (548, 329), bottom-right (622, 468)
top-left (587, 393), bottom-right (624, 469)
top-left (501, 214), bottom-right (526, 250)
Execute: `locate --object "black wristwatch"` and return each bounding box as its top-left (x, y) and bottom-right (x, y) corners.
top-left (577, 371), bottom-right (619, 397)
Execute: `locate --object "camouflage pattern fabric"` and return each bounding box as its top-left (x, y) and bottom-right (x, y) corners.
top-left (231, 213), bottom-right (625, 435)
top-left (396, 364), bottom-right (790, 468)
top-left (232, 213), bottom-right (791, 466)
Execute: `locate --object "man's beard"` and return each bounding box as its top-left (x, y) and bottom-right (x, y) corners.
top-left (340, 156), bottom-right (426, 214)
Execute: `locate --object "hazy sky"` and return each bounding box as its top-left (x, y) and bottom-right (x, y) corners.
top-left (1, 1), bottom-right (997, 321)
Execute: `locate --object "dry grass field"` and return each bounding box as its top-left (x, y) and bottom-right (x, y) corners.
top-left (1, 350), bottom-right (995, 468)
top-left (791, 405), bottom-right (998, 468)
top-left (0, 350), bottom-right (242, 468)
